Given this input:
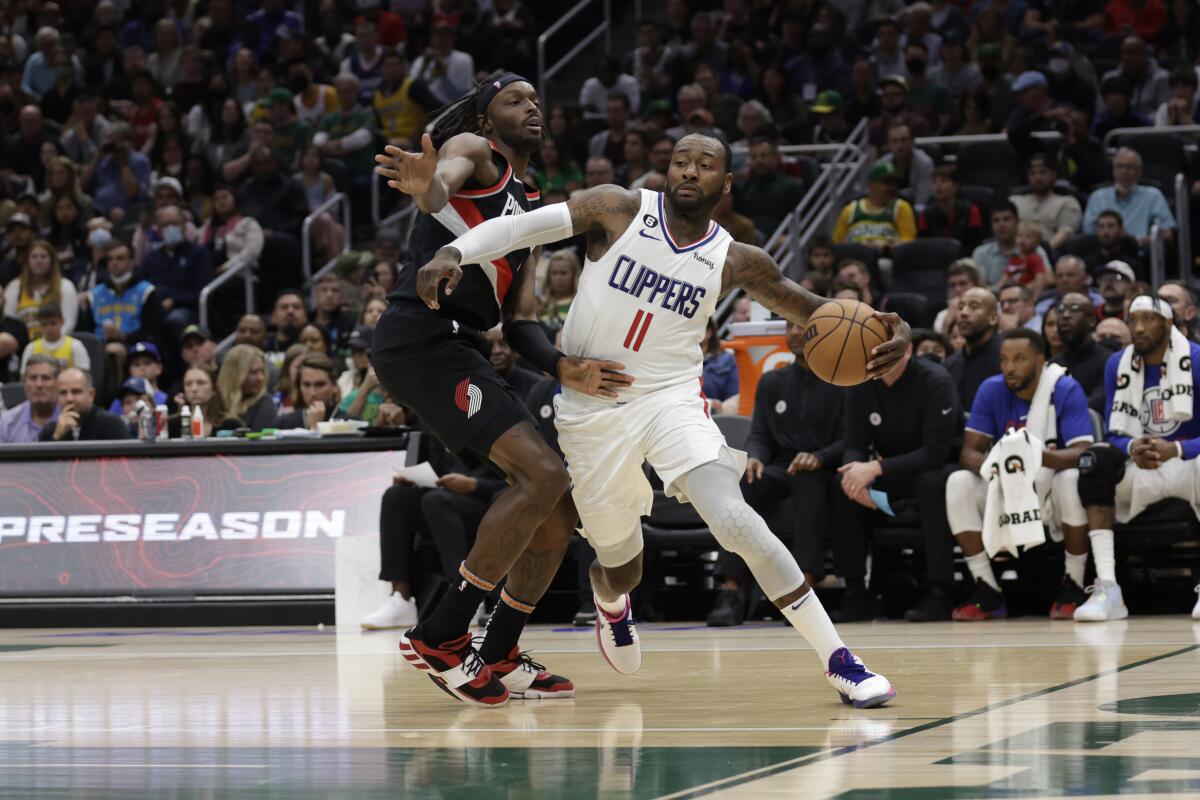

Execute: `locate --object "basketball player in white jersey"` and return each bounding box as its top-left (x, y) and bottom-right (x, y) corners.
top-left (416, 133), bottom-right (906, 707)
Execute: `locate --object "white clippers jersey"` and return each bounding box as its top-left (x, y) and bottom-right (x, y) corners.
top-left (561, 189), bottom-right (733, 399)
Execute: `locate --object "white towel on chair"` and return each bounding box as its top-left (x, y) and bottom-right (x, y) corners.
top-left (1109, 327), bottom-right (1194, 439)
top-left (980, 428), bottom-right (1046, 557)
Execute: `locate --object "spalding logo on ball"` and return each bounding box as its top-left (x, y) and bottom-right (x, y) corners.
top-left (802, 299), bottom-right (890, 386)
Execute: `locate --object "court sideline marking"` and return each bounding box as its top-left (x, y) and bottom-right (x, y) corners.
top-left (652, 643), bottom-right (1200, 800)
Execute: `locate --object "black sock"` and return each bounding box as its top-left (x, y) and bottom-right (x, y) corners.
top-left (478, 591), bottom-right (532, 664)
top-left (421, 565), bottom-right (492, 646)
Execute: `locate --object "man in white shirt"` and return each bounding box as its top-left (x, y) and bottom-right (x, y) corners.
top-left (410, 15), bottom-right (475, 106)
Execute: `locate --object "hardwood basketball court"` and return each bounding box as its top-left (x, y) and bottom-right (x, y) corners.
top-left (1, 618), bottom-right (1198, 798)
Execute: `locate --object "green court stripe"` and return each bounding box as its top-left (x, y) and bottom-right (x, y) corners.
top-left (660, 643), bottom-right (1200, 800)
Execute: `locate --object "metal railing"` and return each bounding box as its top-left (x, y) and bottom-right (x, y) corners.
top-left (1150, 223), bottom-right (1167, 289)
top-left (371, 167), bottom-right (417, 231)
top-left (913, 131), bottom-right (1063, 148)
top-left (1102, 124), bottom-right (1200, 152)
top-left (715, 119), bottom-right (870, 335)
top-left (1176, 173), bottom-right (1193, 285)
top-left (198, 259), bottom-right (256, 338)
top-left (537, 0), bottom-right (611, 102)
top-left (301, 192), bottom-right (351, 289)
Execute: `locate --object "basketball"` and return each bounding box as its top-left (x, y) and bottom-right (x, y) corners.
top-left (802, 299), bottom-right (890, 386)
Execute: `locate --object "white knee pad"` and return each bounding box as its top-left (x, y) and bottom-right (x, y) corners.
top-left (946, 469), bottom-right (987, 535)
top-left (1050, 468), bottom-right (1087, 527)
top-left (680, 462), bottom-right (804, 599)
top-left (576, 503), bottom-right (644, 568)
top-left (706, 500), bottom-right (803, 599)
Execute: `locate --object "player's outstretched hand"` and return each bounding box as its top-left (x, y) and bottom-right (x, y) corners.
top-left (866, 311), bottom-right (912, 379)
top-left (559, 356), bottom-right (634, 399)
top-left (417, 247), bottom-right (464, 310)
top-left (375, 134), bottom-right (438, 197)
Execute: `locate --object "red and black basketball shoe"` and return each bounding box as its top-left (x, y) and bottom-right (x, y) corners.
top-left (1049, 576), bottom-right (1088, 620)
top-left (952, 579), bottom-right (1008, 621)
top-left (399, 627), bottom-right (509, 706)
top-left (486, 645), bottom-right (575, 699)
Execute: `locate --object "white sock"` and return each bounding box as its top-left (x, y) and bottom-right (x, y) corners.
top-left (1090, 529), bottom-right (1116, 583)
top-left (965, 551), bottom-right (1000, 592)
top-left (781, 590), bottom-right (845, 669)
top-left (594, 593), bottom-right (626, 617)
top-left (1064, 551), bottom-right (1087, 588)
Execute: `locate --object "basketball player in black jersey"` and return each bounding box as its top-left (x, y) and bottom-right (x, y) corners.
top-left (372, 74), bottom-right (631, 705)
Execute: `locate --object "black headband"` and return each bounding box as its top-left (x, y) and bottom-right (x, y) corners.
top-left (476, 74), bottom-right (530, 115)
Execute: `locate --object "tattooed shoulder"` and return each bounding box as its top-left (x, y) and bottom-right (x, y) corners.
top-left (567, 185), bottom-right (641, 230)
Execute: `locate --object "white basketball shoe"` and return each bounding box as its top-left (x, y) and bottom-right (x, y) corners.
top-left (1074, 580), bottom-right (1129, 622)
top-left (595, 593), bottom-right (641, 675)
top-left (1192, 584), bottom-right (1199, 621)
top-left (825, 648), bottom-right (896, 708)
top-left (361, 593), bottom-right (418, 630)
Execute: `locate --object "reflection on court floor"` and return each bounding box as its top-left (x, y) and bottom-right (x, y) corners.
top-left (0, 619), bottom-right (1197, 799)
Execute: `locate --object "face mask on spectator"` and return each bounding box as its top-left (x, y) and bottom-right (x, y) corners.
top-left (1097, 336), bottom-right (1125, 350)
top-left (88, 228), bottom-right (113, 248)
top-left (980, 63), bottom-right (1001, 81)
top-left (110, 270), bottom-right (133, 288)
top-left (162, 225), bottom-right (184, 246)
top-left (906, 58), bottom-right (927, 76)
top-left (919, 351), bottom-right (943, 364)
top-left (289, 76), bottom-right (310, 93)
top-left (1049, 58), bottom-right (1070, 76)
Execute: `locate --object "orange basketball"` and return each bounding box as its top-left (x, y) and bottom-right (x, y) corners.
top-left (801, 299), bottom-right (890, 386)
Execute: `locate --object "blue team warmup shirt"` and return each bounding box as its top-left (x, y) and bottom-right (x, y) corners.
top-left (1104, 341), bottom-right (1200, 459)
top-left (966, 373), bottom-right (1094, 448)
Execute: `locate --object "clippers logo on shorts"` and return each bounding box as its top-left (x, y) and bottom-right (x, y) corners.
top-left (455, 378), bottom-right (483, 418)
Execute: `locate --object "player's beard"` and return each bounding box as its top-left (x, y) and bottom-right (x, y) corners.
top-left (494, 123), bottom-right (542, 155)
top-left (667, 182), bottom-right (721, 215)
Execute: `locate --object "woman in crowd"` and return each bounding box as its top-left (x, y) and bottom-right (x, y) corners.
top-left (701, 318), bottom-right (738, 414)
top-left (217, 343), bottom-right (276, 430)
top-left (169, 366), bottom-right (243, 437)
top-left (46, 194), bottom-right (88, 278)
top-left (3, 240), bottom-right (77, 338)
top-left (295, 144), bottom-right (345, 262)
top-left (1042, 305), bottom-right (1062, 358)
top-left (297, 322), bottom-right (332, 355)
top-left (38, 157), bottom-right (93, 229)
top-left (538, 249), bottom-right (580, 332)
top-left (534, 137), bottom-right (583, 194)
top-left (274, 343), bottom-right (308, 414)
top-left (202, 97), bottom-right (249, 174)
top-left (358, 296), bottom-right (387, 328)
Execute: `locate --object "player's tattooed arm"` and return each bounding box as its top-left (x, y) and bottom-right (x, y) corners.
top-left (722, 242), bottom-right (825, 324)
top-left (564, 184), bottom-right (642, 238)
top-left (375, 133), bottom-right (495, 214)
top-left (723, 242), bottom-right (913, 378)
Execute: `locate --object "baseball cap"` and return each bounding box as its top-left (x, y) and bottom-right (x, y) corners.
top-left (128, 341), bottom-right (162, 363)
top-left (181, 324), bottom-right (213, 345)
top-left (1012, 71), bottom-right (1048, 92)
top-left (1101, 260), bottom-right (1136, 283)
top-left (119, 377), bottom-right (152, 397)
top-left (154, 176), bottom-right (183, 196)
top-left (266, 87), bottom-right (294, 107)
top-left (868, 160), bottom-right (901, 183)
top-left (6, 212), bottom-right (32, 229)
top-left (879, 74), bottom-right (908, 92)
top-left (810, 90), bottom-right (842, 114)
top-left (348, 325), bottom-right (374, 350)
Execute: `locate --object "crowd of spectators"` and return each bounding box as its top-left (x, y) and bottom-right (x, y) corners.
top-left (2, 0), bottom-right (1200, 624)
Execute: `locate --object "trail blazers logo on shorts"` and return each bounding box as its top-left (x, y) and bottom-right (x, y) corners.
top-left (455, 377), bottom-right (483, 418)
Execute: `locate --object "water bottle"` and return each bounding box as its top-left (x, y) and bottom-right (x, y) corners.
top-left (137, 401), bottom-right (155, 442)
top-left (191, 405), bottom-right (205, 439)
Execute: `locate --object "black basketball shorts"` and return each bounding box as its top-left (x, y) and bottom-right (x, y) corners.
top-left (371, 300), bottom-right (536, 461)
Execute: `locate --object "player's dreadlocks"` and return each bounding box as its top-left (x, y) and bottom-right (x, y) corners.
top-left (426, 70), bottom-right (511, 147)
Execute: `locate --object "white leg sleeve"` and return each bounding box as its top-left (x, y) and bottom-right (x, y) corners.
top-left (946, 469), bottom-right (988, 535)
top-left (1051, 468), bottom-right (1087, 527)
top-left (679, 461), bottom-right (804, 601)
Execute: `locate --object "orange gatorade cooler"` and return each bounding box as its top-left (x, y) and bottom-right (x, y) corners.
top-left (721, 321), bottom-right (794, 416)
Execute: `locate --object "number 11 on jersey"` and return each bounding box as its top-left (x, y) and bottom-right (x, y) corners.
top-left (623, 309), bottom-right (654, 352)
